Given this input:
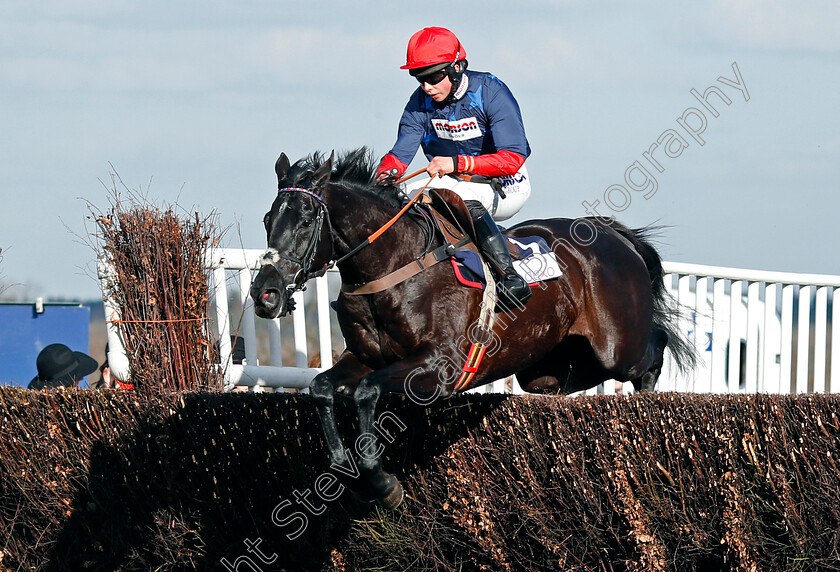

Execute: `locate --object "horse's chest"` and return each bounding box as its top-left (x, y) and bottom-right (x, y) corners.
top-left (339, 296), bottom-right (427, 365)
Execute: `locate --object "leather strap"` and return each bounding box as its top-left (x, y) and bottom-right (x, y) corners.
top-left (340, 198), bottom-right (477, 296)
top-left (342, 248), bottom-right (445, 295)
top-left (450, 173), bottom-right (506, 198)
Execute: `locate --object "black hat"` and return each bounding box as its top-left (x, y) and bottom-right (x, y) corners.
top-left (28, 343), bottom-right (99, 390)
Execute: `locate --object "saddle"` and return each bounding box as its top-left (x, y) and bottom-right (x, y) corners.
top-left (341, 188), bottom-right (561, 295)
top-left (424, 189), bottom-right (563, 290)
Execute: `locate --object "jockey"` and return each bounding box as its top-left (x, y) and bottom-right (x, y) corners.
top-left (376, 26), bottom-right (533, 309)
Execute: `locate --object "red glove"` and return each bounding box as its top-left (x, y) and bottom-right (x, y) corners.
top-left (375, 154), bottom-right (408, 182)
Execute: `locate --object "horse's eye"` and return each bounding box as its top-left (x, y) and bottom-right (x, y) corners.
top-left (301, 218), bottom-right (313, 227)
top-left (263, 213), bottom-right (271, 229)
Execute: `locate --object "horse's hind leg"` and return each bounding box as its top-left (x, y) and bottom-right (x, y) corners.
top-left (516, 344), bottom-right (572, 394)
top-left (631, 328), bottom-right (668, 392)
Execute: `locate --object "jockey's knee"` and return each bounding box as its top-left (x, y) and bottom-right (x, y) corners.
top-left (463, 199), bottom-right (487, 220)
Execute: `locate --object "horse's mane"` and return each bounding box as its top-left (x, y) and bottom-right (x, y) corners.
top-left (286, 148), bottom-right (406, 209)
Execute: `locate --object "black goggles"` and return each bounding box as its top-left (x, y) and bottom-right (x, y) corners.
top-left (415, 68), bottom-right (449, 85)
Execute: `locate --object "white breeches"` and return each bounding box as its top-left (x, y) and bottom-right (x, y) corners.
top-left (404, 165), bottom-right (531, 221)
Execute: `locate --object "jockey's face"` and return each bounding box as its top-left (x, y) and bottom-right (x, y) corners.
top-left (417, 62), bottom-right (459, 103)
top-left (419, 74), bottom-right (452, 102)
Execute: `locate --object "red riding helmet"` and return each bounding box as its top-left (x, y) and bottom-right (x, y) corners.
top-left (400, 27), bottom-right (466, 70)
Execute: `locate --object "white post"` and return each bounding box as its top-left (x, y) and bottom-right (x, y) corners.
top-left (237, 268), bottom-right (258, 364)
top-left (292, 291), bottom-right (308, 368)
top-left (796, 286), bottom-right (812, 394)
top-left (315, 275), bottom-right (334, 368)
top-left (780, 285), bottom-right (795, 395)
top-left (268, 317), bottom-right (283, 366)
top-left (676, 274), bottom-right (694, 392)
top-left (744, 282), bottom-right (761, 393)
top-left (694, 276), bottom-right (713, 393)
top-left (291, 290), bottom-right (309, 393)
top-left (728, 281), bottom-right (745, 392)
top-left (831, 288), bottom-right (840, 393)
top-left (813, 286), bottom-right (828, 393)
top-left (660, 273), bottom-right (677, 391)
top-left (213, 266), bottom-right (234, 390)
top-left (267, 316), bottom-right (284, 393)
top-left (711, 279), bottom-right (728, 394)
top-left (237, 268), bottom-right (261, 392)
top-left (762, 283), bottom-right (780, 394)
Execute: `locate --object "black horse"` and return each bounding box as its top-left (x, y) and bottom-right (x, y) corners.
top-left (251, 149), bottom-right (694, 508)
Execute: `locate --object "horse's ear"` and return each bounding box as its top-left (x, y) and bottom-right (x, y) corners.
top-left (275, 153), bottom-right (291, 186)
top-left (312, 150), bottom-right (334, 189)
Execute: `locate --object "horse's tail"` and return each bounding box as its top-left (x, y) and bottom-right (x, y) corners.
top-left (607, 221), bottom-right (698, 373)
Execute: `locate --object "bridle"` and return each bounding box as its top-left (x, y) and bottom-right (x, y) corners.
top-left (261, 169), bottom-right (433, 298)
top-left (261, 186), bottom-right (334, 295)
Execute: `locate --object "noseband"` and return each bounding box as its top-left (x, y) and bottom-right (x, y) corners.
top-left (262, 187), bottom-right (335, 295)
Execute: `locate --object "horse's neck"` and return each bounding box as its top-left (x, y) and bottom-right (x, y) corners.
top-left (327, 186), bottom-right (431, 284)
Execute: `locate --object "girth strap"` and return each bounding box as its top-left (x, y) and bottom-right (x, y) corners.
top-left (452, 258), bottom-right (497, 393)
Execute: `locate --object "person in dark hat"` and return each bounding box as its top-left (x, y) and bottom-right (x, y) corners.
top-left (28, 343), bottom-right (99, 390)
top-left (92, 343), bottom-right (134, 390)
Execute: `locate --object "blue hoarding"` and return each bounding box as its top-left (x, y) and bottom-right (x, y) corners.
top-left (0, 303), bottom-right (92, 388)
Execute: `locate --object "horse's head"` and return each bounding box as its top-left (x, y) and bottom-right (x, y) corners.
top-left (250, 151), bottom-right (335, 318)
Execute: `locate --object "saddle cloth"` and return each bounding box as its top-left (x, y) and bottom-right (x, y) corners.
top-left (452, 235), bottom-right (563, 290)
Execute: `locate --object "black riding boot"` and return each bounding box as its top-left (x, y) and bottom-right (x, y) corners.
top-left (472, 212), bottom-right (532, 309)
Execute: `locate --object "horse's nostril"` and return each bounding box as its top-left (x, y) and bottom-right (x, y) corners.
top-left (261, 290), bottom-right (280, 308)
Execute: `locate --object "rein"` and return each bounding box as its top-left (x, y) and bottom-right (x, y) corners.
top-left (331, 169), bottom-right (432, 267)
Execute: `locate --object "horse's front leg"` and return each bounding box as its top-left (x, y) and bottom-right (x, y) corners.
top-left (309, 352), bottom-right (373, 476)
top-left (354, 346), bottom-right (452, 508)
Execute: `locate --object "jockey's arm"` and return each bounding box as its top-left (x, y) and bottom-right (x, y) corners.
top-left (453, 149), bottom-right (526, 178)
top-left (378, 149), bottom-right (527, 181)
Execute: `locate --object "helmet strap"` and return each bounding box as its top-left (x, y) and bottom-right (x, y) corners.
top-left (444, 59), bottom-right (468, 104)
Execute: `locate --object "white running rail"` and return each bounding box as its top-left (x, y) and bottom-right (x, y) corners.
top-left (659, 262), bottom-right (840, 395)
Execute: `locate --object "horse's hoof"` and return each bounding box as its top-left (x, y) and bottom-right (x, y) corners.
top-left (350, 488), bottom-right (376, 504)
top-left (348, 472), bottom-right (404, 508)
top-left (377, 476), bottom-right (405, 510)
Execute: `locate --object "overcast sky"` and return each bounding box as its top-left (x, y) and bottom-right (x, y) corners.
top-left (1, 1), bottom-right (838, 301)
